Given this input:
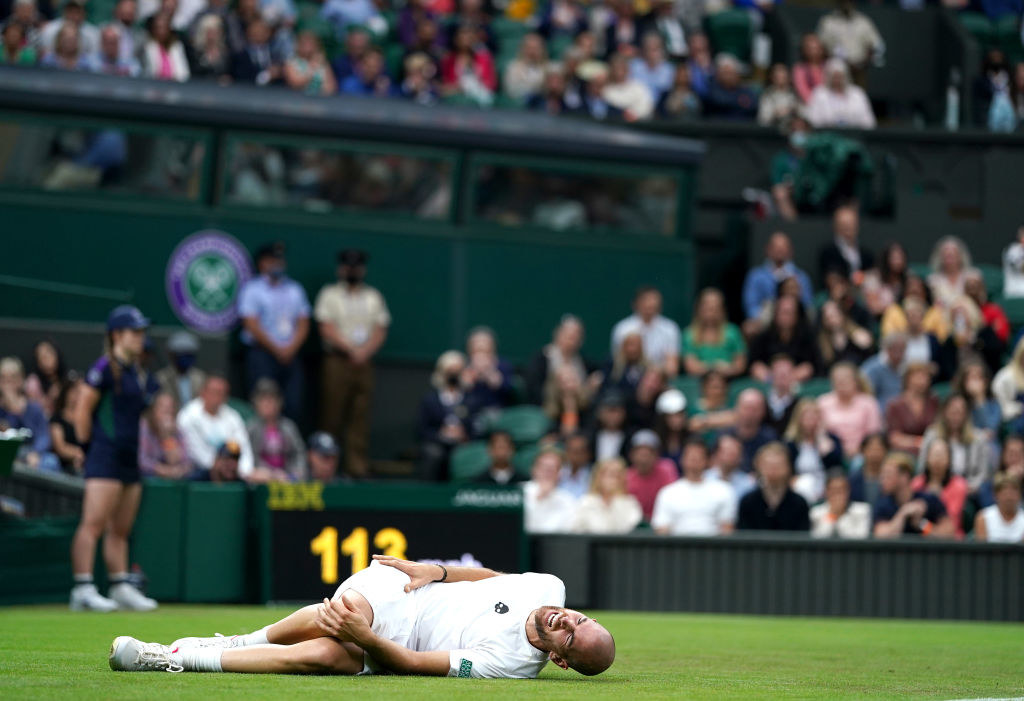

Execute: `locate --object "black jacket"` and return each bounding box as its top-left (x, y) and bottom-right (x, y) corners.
top-left (818, 242), bottom-right (875, 285)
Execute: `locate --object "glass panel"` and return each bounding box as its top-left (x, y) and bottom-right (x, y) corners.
top-left (471, 164), bottom-right (677, 236)
top-left (224, 140), bottom-right (453, 220)
top-left (0, 119), bottom-right (205, 199)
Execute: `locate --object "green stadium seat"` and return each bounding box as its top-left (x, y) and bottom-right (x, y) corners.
top-left (727, 377), bottom-right (768, 406)
top-left (996, 14), bottom-right (1024, 62)
top-left (513, 443), bottom-right (540, 476)
top-left (490, 405), bottom-right (552, 444)
top-left (958, 11), bottom-right (996, 48)
top-left (494, 93), bottom-right (526, 110)
top-left (491, 17), bottom-right (530, 55)
top-left (226, 397), bottom-right (255, 424)
top-left (976, 263), bottom-right (1003, 300)
top-left (932, 381), bottom-right (952, 400)
top-left (671, 375), bottom-right (702, 410)
top-left (797, 377), bottom-right (832, 399)
top-left (997, 297), bottom-right (1024, 327)
top-left (384, 42), bottom-right (406, 79)
top-left (547, 34), bottom-right (573, 60)
top-left (703, 9), bottom-right (753, 63)
top-left (449, 441), bottom-right (491, 482)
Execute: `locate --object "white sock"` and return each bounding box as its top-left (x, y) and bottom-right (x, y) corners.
top-left (179, 648), bottom-right (223, 673)
top-left (238, 626), bottom-right (270, 647)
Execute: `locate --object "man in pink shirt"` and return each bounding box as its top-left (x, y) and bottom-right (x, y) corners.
top-left (816, 362), bottom-right (882, 458)
top-left (625, 429), bottom-right (677, 521)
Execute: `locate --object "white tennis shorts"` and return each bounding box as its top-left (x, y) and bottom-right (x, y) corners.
top-left (332, 561), bottom-right (415, 674)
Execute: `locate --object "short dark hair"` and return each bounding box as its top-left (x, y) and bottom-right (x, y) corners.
top-left (633, 285), bottom-right (660, 302)
top-left (860, 432), bottom-right (888, 453)
top-left (202, 372), bottom-right (229, 389)
top-left (682, 436), bottom-right (709, 456)
top-left (488, 430), bottom-right (513, 446)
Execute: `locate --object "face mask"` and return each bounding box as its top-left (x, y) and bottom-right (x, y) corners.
top-left (267, 264), bottom-right (285, 280)
top-left (445, 373), bottom-right (460, 388)
top-left (174, 354), bottom-right (196, 372)
top-left (345, 271), bottom-right (364, 285)
top-left (790, 131), bottom-right (808, 149)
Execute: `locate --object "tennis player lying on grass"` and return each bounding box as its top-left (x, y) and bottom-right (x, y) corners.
top-left (109, 554), bottom-right (615, 678)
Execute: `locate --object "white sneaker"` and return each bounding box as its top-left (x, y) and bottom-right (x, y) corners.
top-left (109, 636), bottom-right (183, 672)
top-left (70, 584), bottom-right (119, 612)
top-left (108, 583), bottom-right (158, 612)
top-left (171, 633), bottom-right (244, 650)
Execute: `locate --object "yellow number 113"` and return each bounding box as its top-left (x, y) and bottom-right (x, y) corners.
top-left (309, 526), bottom-right (408, 584)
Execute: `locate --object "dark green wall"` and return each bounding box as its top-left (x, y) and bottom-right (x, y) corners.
top-left (0, 195), bottom-right (695, 364)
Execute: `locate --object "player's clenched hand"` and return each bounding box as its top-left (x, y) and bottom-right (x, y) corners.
top-left (322, 598), bottom-right (373, 645)
top-left (372, 555), bottom-right (443, 593)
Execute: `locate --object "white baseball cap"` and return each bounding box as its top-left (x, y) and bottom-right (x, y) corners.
top-left (655, 388), bottom-right (687, 415)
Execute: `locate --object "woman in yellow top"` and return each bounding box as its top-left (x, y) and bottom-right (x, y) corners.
top-left (879, 275), bottom-right (950, 341)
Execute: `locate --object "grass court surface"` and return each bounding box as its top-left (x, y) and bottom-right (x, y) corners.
top-left (1, 605), bottom-right (1021, 700)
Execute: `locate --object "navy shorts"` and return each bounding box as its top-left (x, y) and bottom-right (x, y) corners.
top-left (83, 444), bottom-right (141, 484)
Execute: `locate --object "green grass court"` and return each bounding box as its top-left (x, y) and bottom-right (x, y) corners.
top-left (1, 605), bottom-right (1021, 699)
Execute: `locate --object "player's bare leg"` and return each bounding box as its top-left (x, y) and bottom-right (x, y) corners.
top-left (219, 638), bottom-right (365, 674)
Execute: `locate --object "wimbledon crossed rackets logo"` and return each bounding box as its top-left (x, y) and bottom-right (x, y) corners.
top-left (166, 231), bottom-right (253, 334)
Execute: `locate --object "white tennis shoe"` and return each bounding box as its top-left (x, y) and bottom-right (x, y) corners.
top-left (109, 637), bottom-right (183, 672)
top-left (69, 584), bottom-right (119, 612)
top-left (108, 583), bottom-right (158, 612)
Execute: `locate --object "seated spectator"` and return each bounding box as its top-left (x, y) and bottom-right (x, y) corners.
top-left (974, 472), bottom-right (1024, 543)
top-left (880, 275), bottom-right (949, 345)
top-left (822, 268), bottom-right (872, 330)
top-left (629, 32), bottom-right (672, 104)
top-left (686, 32), bottom-right (713, 97)
top-left (927, 236), bottom-right (975, 310)
top-left (598, 329), bottom-right (646, 400)
top-left (398, 0), bottom-right (437, 49)
top-left (188, 13), bottom-right (232, 83)
top-left (400, 51), bottom-right (441, 105)
top-left (447, 0), bottom-right (494, 50)
top-left (742, 231), bottom-right (814, 337)
top-left (627, 366), bottom-right (666, 430)
top-left (247, 378), bottom-right (306, 482)
top-left (639, 0), bottom-right (686, 56)
top-left (138, 391), bottom-right (192, 480)
top-left (817, 362), bottom-right (882, 459)
top-left (687, 369), bottom-right (734, 436)
top-left (955, 360), bottom-right (1001, 449)
top-left (703, 53), bottom-right (757, 121)
top-left (992, 336), bottom-right (1024, 431)
top-left (231, 19), bottom-right (280, 85)
top-left (463, 326), bottom-right (514, 412)
top-left (861, 242), bottom-right (909, 318)
top-left (911, 437), bottom-right (968, 538)
top-left (589, 390), bottom-right (629, 461)
top-left (652, 437), bottom-right (736, 536)
top-left (24, 340), bottom-right (66, 419)
top-left (177, 374), bottom-right (254, 480)
top-left (475, 430), bottom-right (523, 486)
top-left (0, 356), bottom-right (57, 471)
top-left (681, 288), bottom-right (746, 379)
top-left (848, 432), bottom-right (887, 509)
top-left (963, 269), bottom-right (1009, 375)
top-left (792, 32), bottom-right (826, 104)
top-left (726, 388), bottom-right (778, 473)
top-left (765, 354), bottom-right (799, 436)
top-left (284, 31), bottom-right (336, 95)
top-left (815, 0), bottom-right (883, 81)
top-left (918, 395), bottom-right (993, 496)
top-left (624, 429), bottom-right (677, 521)
top-left (861, 332), bottom-right (907, 414)
top-left (706, 433), bottom-right (756, 496)
top-left (524, 314), bottom-right (593, 406)
top-left (418, 350), bottom-right (474, 481)
top-left (39, 0), bottom-right (99, 56)
top-left (883, 298), bottom-right (947, 380)
top-left (810, 470), bottom-right (871, 539)
top-left (139, 12), bottom-right (190, 81)
top-left (602, 52), bottom-right (654, 121)
top-left (1003, 225), bottom-right (1024, 298)
top-left (884, 362), bottom-right (937, 455)
top-left (604, 0), bottom-right (640, 57)
top-left (657, 62), bottom-right (701, 120)
top-left (330, 25), bottom-right (370, 82)
top-left (0, 22), bottom-right (37, 66)
top-left (737, 442), bottom-right (810, 531)
top-left (806, 58), bottom-right (875, 129)
top-left (654, 388), bottom-right (688, 471)
top-left (40, 23), bottom-right (96, 71)
top-left (610, 286), bottom-right (679, 378)
top-left (559, 430), bottom-right (593, 498)
top-left (97, 23), bottom-right (139, 75)
top-left (340, 48), bottom-right (396, 96)
top-left (570, 457), bottom-right (642, 534)
top-left (306, 431), bottom-right (341, 482)
top-left (441, 23), bottom-right (496, 106)
top-left (748, 294), bottom-right (817, 383)
top-left (818, 204), bottom-right (874, 285)
top-left (155, 331), bottom-right (205, 408)
top-left (503, 32), bottom-right (547, 102)
top-left (537, 0), bottom-right (589, 41)
top-left (320, 0), bottom-right (382, 39)
top-left (873, 452), bottom-right (955, 538)
top-left (527, 66), bottom-right (574, 115)
top-left (757, 63), bottom-right (799, 128)
top-left (816, 300), bottom-right (873, 371)
top-left (49, 377), bottom-right (85, 474)
top-left (784, 398), bottom-right (843, 504)
top-left (523, 448), bottom-right (577, 533)
top-left (544, 365), bottom-right (592, 437)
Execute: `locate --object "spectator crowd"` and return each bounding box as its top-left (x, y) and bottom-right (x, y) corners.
top-left (3, 0), bottom-right (1023, 130)
top-left (4, 213), bottom-right (1024, 545)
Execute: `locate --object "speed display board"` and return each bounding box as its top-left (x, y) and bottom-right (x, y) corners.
top-left (257, 482), bottom-right (526, 602)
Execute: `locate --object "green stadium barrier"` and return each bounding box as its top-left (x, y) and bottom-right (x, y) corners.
top-left (132, 481), bottom-right (187, 601)
top-left (181, 483), bottom-right (249, 602)
top-left (0, 516), bottom-right (77, 605)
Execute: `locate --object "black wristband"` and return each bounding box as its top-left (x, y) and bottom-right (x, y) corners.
top-left (433, 564), bottom-right (448, 583)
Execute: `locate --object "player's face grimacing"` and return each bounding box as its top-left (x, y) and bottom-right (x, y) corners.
top-left (531, 606), bottom-right (615, 676)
